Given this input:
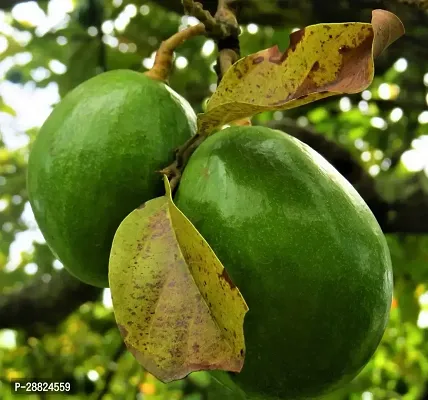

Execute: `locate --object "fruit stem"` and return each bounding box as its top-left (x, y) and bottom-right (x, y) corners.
top-left (144, 23), bottom-right (206, 83)
top-left (159, 0), bottom-right (246, 193)
top-left (159, 133), bottom-right (205, 192)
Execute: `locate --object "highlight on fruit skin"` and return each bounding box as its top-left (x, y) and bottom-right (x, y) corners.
top-left (26, 69), bottom-right (197, 288)
top-left (174, 125), bottom-right (393, 400)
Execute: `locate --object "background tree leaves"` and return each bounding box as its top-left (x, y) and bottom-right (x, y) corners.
top-left (0, 0), bottom-right (427, 399)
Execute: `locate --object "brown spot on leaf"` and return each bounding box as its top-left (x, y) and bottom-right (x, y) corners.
top-left (201, 167), bottom-right (210, 178)
top-left (270, 60), bottom-right (323, 105)
top-left (252, 56), bottom-right (264, 64)
top-left (269, 28), bottom-right (306, 65)
top-left (118, 324), bottom-right (128, 338)
top-left (138, 203), bottom-right (146, 209)
top-left (268, 56), bottom-right (282, 65)
top-left (270, 32), bottom-right (375, 108)
top-left (289, 28), bottom-right (305, 51)
top-left (219, 269), bottom-right (236, 290)
top-left (234, 66), bottom-right (243, 79)
top-left (325, 35), bottom-right (374, 92)
top-left (192, 343), bottom-right (200, 353)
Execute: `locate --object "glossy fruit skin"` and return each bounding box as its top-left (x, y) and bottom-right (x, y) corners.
top-left (174, 126), bottom-right (392, 400)
top-left (27, 70), bottom-right (196, 288)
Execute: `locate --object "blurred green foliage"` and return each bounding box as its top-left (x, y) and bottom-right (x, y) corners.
top-left (0, 0), bottom-right (427, 399)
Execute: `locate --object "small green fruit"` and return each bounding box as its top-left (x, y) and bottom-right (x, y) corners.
top-left (27, 70), bottom-right (196, 288)
top-left (174, 125), bottom-right (392, 400)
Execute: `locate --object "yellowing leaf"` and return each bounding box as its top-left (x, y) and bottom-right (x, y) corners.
top-left (197, 9), bottom-right (404, 135)
top-left (109, 176), bottom-right (248, 382)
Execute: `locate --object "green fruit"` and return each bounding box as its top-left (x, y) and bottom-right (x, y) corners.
top-left (174, 126), bottom-right (392, 400)
top-left (27, 70), bottom-right (196, 288)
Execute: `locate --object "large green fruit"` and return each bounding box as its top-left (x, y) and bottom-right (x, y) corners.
top-left (27, 70), bottom-right (196, 288)
top-left (174, 126), bottom-right (392, 400)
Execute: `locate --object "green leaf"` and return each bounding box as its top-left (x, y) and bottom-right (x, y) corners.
top-left (109, 176), bottom-right (248, 383)
top-left (395, 279), bottom-right (420, 324)
top-left (0, 99), bottom-right (16, 116)
top-left (197, 9), bottom-right (404, 135)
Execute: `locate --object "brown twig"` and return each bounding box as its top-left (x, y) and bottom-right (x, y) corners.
top-left (159, 133), bottom-right (206, 191)
top-left (158, 0), bottom-right (244, 193)
top-left (146, 0), bottom-right (244, 83)
top-left (215, 0), bottom-right (240, 36)
top-left (182, 0), bottom-right (240, 38)
top-left (213, 0), bottom-right (240, 80)
top-left (144, 23), bottom-right (206, 82)
top-left (214, 0), bottom-right (251, 127)
top-left (182, 0), bottom-right (218, 34)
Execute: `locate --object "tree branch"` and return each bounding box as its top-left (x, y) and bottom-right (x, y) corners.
top-left (399, 0), bottom-right (428, 10)
top-left (145, 23), bottom-right (206, 82)
top-left (149, 0), bottom-right (428, 32)
top-left (160, 0), bottom-right (244, 191)
top-left (387, 190), bottom-right (428, 234)
top-left (0, 0), bottom-right (23, 8)
top-left (0, 269), bottom-right (101, 335)
top-left (213, 0), bottom-right (240, 83)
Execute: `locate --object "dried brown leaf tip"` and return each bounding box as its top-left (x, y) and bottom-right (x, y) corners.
top-left (371, 9), bottom-right (405, 58)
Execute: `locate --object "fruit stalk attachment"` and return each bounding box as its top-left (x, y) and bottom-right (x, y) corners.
top-left (146, 0), bottom-right (242, 83)
top-left (144, 23), bottom-right (206, 82)
top-left (161, 0), bottom-right (247, 192)
top-left (159, 133), bottom-right (205, 192)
